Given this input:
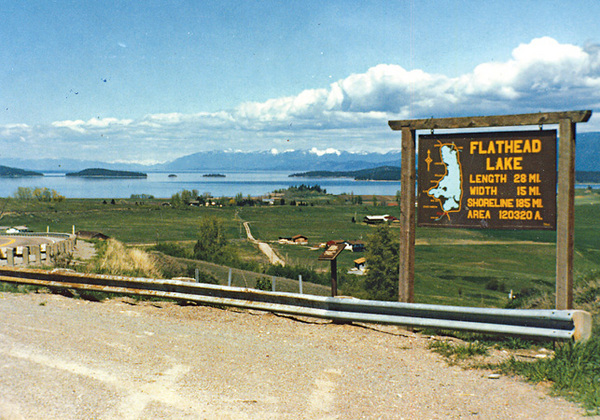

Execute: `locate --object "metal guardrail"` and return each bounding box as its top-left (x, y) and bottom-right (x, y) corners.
top-left (0, 232), bottom-right (74, 239)
top-left (0, 233), bottom-right (76, 266)
top-left (0, 266), bottom-right (592, 341)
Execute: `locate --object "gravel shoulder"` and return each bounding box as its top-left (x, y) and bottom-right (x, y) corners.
top-left (0, 291), bottom-right (594, 420)
top-left (72, 239), bottom-right (97, 262)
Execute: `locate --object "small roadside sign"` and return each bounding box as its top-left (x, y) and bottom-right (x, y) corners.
top-left (318, 243), bottom-right (345, 297)
top-left (318, 243), bottom-right (345, 261)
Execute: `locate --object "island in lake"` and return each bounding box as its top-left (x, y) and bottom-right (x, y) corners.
top-left (203, 173), bottom-right (226, 178)
top-left (168, 174), bottom-right (177, 178)
top-left (66, 168), bottom-right (147, 178)
top-left (0, 165), bottom-right (43, 177)
top-left (290, 166), bottom-right (401, 181)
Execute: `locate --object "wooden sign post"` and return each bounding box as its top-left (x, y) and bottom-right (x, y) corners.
top-left (389, 110), bottom-right (592, 309)
top-left (318, 243), bottom-right (345, 297)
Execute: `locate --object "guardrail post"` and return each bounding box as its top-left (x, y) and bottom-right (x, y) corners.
top-left (49, 244), bottom-right (57, 263)
top-left (228, 268), bottom-right (232, 287)
top-left (22, 247), bottom-right (29, 265)
top-left (195, 268), bottom-right (200, 283)
top-left (299, 274), bottom-right (303, 294)
top-left (272, 276), bottom-right (276, 292)
top-left (6, 248), bottom-right (14, 267)
top-left (31, 245), bottom-right (41, 264)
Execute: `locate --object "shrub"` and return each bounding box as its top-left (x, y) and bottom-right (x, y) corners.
top-left (151, 242), bottom-right (190, 259)
top-left (91, 239), bottom-right (161, 278)
top-left (12, 187), bottom-right (65, 202)
top-left (193, 217), bottom-right (234, 264)
top-left (255, 277), bottom-right (272, 291)
top-left (485, 279), bottom-right (506, 292)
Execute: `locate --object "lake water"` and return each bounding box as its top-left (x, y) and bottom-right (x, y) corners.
top-left (0, 171), bottom-right (402, 199)
top-left (2, 171), bottom-right (597, 199)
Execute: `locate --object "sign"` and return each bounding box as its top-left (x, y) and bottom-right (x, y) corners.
top-left (318, 243), bottom-right (345, 261)
top-left (417, 130), bottom-right (556, 229)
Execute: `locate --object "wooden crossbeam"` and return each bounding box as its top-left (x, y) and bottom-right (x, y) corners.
top-left (388, 110), bottom-right (591, 130)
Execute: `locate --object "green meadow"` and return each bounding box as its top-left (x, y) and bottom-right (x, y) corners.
top-left (1, 189), bottom-right (599, 308)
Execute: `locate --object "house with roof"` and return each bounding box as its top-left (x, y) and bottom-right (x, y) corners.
top-left (348, 257), bottom-right (367, 275)
top-left (292, 234), bottom-right (308, 244)
top-left (76, 230), bottom-right (110, 240)
top-left (344, 240), bottom-right (365, 252)
top-left (363, 214), bottom-right (399, 225)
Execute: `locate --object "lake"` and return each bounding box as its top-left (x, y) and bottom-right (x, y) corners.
top-left (0, 171), bottom-right (402, 199)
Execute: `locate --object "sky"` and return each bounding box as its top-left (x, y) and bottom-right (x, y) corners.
top-left (2, 0), bottom-right (600, 165)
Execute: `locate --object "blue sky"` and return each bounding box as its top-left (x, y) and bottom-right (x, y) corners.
top-left (2, 0), bottom-right (600, 164)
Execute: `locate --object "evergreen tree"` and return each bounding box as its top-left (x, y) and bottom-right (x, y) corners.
top-left (364, 225), bottom-right (399, 301)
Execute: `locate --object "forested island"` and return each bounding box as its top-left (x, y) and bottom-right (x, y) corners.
top-left (203, 173), bottom-right (226, 178)
top-left (0, 165), bottom-right (43, 177)
top-left (66, 168), bottom-right (147, 178)
top-left (290, 165), bottom-right (401, 181)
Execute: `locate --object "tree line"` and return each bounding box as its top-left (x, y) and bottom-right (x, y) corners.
top-left (12, 187), bottom-right (65, 202)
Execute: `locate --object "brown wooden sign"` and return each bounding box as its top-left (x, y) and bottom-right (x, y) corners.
top-left (318, 243), bottom-right (345, 261)
top-left (417, 130), bottom-right (557, 230)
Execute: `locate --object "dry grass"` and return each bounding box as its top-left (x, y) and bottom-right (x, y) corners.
top-left (95, 239), bottom-right (161, 278)
top-left (517, 272), bottom-right (600, 334)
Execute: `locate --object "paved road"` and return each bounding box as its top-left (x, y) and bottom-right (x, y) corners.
top-left (0, 292), bottom-right (592, 420)
top-left (0, 235), bottom-right (58, 249)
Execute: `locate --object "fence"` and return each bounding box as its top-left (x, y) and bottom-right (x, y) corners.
top-left (0, 233), bottom-right (76, 266)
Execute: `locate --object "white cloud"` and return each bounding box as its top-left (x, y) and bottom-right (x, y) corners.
top-left (1, 123), bottom-right (30, 136)
top-left (13, 37), bottom-right (600, 163)
top-left (51, 117), bottom-right (133, 133)
top-left (234, 37), bottom-right (600, 124)
top-left (51, 120), bottom-right (88, 133)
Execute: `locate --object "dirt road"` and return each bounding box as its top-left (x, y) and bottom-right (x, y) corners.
top-left (0, 292), bottom-right (593, 419)
top-left (243, 221), bottom-right (285, 266)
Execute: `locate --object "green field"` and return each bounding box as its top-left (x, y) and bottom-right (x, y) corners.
top-left (1, 189), bottom-right (599, 308)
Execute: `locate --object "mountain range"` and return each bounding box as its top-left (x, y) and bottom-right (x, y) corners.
top-left (3, 131), bottom-right (599, 173)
